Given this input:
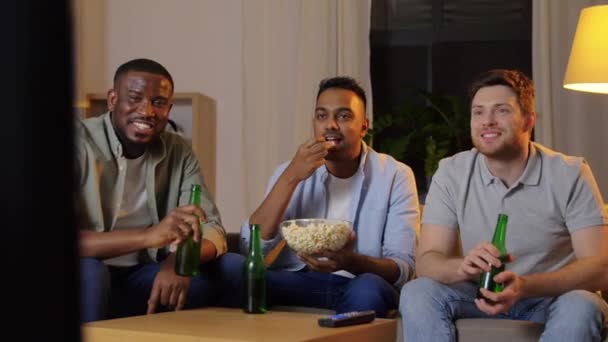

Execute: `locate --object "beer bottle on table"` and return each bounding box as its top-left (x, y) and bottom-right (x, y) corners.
top-left (175, 184), bottom-right (203, 277)
top-left (243, 224), bottom-right (267, 313)
top-left (477, 213), bottom-right (508, 300)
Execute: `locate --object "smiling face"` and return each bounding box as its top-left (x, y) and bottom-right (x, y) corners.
top-left (313, 88), bottom-right (369, 162)
top-left (108, 71), bottom-right (173, 158)
top-left (470, 85), bottom-right (534, 160)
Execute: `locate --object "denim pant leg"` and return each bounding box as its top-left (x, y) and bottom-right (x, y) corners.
top-left (337, 273), bottom-right (399, 318)
top-left (187, 252), bottom-right (245, 308)
top-left (80, 258), bottom-right (111, 323)
top-left (109, 263), bottom-right (160, 318)
top-left (111, 253), bottom-right (246, 318)
top-left (540, 290), bottom-right (608, 342)
top-left (400, 277), bottom-right (491, 342)
top-left (266, 269), bottom-right (348, 310)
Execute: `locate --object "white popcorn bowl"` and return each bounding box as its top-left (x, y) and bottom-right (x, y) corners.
top-left (280, 218), bottom-right (353, 255)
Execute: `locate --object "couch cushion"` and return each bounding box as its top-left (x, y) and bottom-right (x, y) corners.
top-left (456, 319), bottom-right (543, 342)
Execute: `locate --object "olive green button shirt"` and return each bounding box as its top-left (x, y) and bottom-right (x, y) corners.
top-left (75, 113), bottom-right (226, 262)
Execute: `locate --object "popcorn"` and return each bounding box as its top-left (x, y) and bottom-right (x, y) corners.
top-left (281, 220), bottom-right (352, 254)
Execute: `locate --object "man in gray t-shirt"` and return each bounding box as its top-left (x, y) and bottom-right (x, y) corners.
top-left (400, 69), bottom-right (608, 342)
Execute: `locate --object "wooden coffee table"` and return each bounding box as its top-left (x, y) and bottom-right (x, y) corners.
top-left (82, 307), bottom-right (397, 342)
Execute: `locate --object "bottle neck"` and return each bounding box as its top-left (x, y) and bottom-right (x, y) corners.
top-left (190, 187), bottom-right (201, 206)
top-left (249, 225), bottom-right (263, 257)
top-left (492, 214), bottom-right (508, 254)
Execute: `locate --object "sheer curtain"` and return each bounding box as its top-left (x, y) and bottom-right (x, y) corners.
top-left (533, 0), bottom-right (608, 198)
top-left (241, 0), bottom-right (372, 215)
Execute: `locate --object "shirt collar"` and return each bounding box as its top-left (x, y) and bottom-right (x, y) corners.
top-left (104, 113), bottom-right (123, 158)
top-left (479, 142), bottom-right (541, 187)
top-left (517, 142), bottom-right (541, 186)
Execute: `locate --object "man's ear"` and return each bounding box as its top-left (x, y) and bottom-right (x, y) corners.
top-left (361, 117), bottom-right (370, 138)
top-left (526, 112), bottom-right (537, 131)
top-left (107, 88), bottom-right (117, 112)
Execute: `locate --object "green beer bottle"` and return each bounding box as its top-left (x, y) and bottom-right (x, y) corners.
top-left (477, 213), bottom-right (508, 299)
top-left (243, 224), bottom-right (267, 313)
top-left (175, 184), bottom-right (203, 277)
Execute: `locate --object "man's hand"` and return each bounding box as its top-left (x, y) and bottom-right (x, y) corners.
top-left (284, 137), bottom-right (334, 183)
top-left (457, 242), bottom-right (503, 281)
top-left (145, 205), bottom-right (206, 249)
top-left (147, 256), bottom-right (193, 314)
top-left (475, 270), bottom-right (525, 315)
top-left (298, 232), bottom-right (356, 273)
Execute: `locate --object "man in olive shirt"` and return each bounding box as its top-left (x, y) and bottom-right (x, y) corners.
top-left (401, 69), bottom-right (608, 341)
top-left (77, 58), bottom-right (243, 322)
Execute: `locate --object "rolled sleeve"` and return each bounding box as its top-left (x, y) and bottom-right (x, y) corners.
top-left (382, 164), bottom-right (419, 288)
top-left (240, 219), bottom-right (283, 255)
top-left (240, 164), bottom-right (288, 255)
top-left (181, 148), bottom-right (227, 257)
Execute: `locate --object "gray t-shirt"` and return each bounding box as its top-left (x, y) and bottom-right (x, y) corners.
top-left (423, 142), bottom-right (607, 276)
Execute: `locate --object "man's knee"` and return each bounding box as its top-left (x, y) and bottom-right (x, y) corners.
top-left (349, 273), bottom-right (392, 293)
top-left (552, 290), bottom-right (607, 321)
top-left (80, 258), bottom-right (110, 288)
top-left (216, 252), bottom-right (245, 275)
top-left (343, 273), bottom-right (397, 315)
top-left (400, 277), bottom-right (443, 315)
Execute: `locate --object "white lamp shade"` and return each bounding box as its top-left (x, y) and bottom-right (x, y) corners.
top-left (563, 5), bottom-right (608, 94)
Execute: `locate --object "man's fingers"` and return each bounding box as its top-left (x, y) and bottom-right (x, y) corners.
top-left (474, 298), bottom-right (497, 315)
top-left (173, 208), bottom-right (205, 243)
top-left (492, 270), bottom-right (512, 283)
top-left (147, 284), bottom-right (160, 314)
top-left (308, 140), bottom-right (332, 153)
top-left (462, 263), bottom-right (482, 277)
top-left (470, 256), bottom-right (492, 272)
top-left (169, 287), bottom-right (180, 309)
top-left (176, 291), bottom-right (187, 311)
top-left (305, 137), bottom-right (324, 148)
top-left (506, 253), bottom-right (516, 263)
top-left (160, 285), bottom-right (171, 308)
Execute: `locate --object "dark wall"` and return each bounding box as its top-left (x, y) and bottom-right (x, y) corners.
top-left (4, 1), bottom-right (79, 340)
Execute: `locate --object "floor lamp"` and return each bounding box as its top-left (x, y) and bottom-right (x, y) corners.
top-left (563, 3), bottom-right (608, 302)
top-left (563, 4), bottom-right (608, 94)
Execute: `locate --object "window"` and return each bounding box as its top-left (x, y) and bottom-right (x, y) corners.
top-left (370, 0), bottom-right (531, 196)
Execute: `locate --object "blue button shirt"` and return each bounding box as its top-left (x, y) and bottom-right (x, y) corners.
top-left (241, 143), bottom-right (419, 288)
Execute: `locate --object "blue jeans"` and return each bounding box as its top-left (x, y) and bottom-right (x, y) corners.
top-left (400, 277), bottom-right (608, 342)
top-left (266, 269), bottom-right (398, 318)
top-left (80, 252), bottom-right (245, 323)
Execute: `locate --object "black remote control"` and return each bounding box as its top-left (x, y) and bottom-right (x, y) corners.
top-left (318, 310), bottom-right (376, 327)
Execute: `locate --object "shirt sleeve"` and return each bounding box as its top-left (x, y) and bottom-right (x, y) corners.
top-left (383, 164), bottom-right (420, 288)
top-left (565, 160), bottom-right (608, 232)
top-left (421, 158), bottom-right (459, 230)
top-left (180, 148), bottom-right (227, 257)
top-left (240, 163), bottom-right (289, 255)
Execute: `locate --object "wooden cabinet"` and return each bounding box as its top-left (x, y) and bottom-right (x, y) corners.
top-left (84, 92), bottom-right (216, 197)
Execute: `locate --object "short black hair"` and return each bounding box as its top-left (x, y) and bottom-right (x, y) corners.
top-left (469, 69), bottom-right (535, 116)
top-left (113, 58), bottom-right (174, 94)
top-left (316, 76), bottom-right (367, 111)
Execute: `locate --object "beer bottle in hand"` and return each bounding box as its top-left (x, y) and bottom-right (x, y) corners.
top-left (243, 224), bottom-right (267, 313)
top-left (175, 184), bottom-right (203, 277)
top-left (477, 213), bottom-right (508, 300)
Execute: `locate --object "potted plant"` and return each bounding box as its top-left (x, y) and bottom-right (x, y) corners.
top-left (367, 88), bottom-right (471, 201)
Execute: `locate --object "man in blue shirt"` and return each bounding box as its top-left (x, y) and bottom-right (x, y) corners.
top-left (241, 77), bottom-right (420, 317)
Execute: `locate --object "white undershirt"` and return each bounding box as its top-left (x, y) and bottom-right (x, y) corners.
top-left (326, 172), bottom-right (357, 278)
top-left (326, 173), bottom-right (356, 222)
top-left (104, 153), bottom-right (153, 267)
